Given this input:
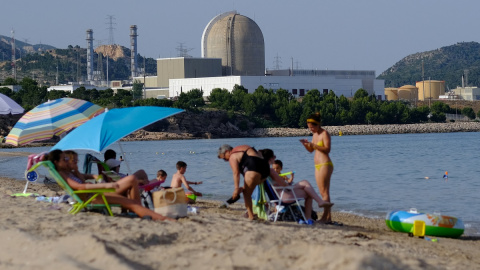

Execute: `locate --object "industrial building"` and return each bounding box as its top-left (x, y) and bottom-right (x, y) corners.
top-left (135, 11), bottom-right (384, 99)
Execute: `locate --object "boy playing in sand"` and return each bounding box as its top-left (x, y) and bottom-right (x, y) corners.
top-left (272, 159), bottom-right (294, 185)
top-left (170, 161), bottom-right (203, 203)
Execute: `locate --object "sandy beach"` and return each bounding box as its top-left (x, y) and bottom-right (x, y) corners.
top-left (0, 178), bottom-right (478, 270)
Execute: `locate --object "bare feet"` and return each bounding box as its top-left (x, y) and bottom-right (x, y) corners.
top-left (318, 201), bottom-right (334, 208)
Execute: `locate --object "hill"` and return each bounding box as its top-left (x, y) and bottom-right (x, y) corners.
top-left (0, 36), bottom-right (157, 85)
top-left (378, 42), bottom-right (480, 89)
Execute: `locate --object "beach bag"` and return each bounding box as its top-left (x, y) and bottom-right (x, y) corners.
top-left (152, 187), bottom-right (188, 218)
top-left (141, 190), bottom-right (154, 210)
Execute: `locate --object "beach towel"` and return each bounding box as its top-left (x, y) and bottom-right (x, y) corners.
top-left (252, 183), bottom-right (268, 220)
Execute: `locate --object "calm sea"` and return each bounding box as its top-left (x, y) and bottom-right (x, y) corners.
top-left (1, 132), bottom-right (479, 235)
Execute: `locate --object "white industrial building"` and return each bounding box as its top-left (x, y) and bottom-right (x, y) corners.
top-left (169, 71), bottom-right (384, 98)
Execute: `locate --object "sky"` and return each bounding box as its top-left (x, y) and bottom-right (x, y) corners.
top-left (2, 0), bottom-right (480, 76)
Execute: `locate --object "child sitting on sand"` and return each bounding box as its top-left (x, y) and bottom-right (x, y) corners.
top-left (169, 161), bottom-right (203, 203)
top-left (272, 159), bottom-right (294, 185)
top-left (153, 170), bottom-right (167, 184)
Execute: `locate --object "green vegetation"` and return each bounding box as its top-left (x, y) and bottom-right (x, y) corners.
top-left (378, 42), bottom-right (480, 89)
top-left (1, 78), bottom-right (478, 127)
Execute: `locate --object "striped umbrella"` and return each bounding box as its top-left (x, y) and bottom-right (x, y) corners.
top-left (5, 98), bottom-right (104, 146)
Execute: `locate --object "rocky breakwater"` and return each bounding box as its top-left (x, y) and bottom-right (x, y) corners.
top-left (245, 122), bottom-right (480, 137)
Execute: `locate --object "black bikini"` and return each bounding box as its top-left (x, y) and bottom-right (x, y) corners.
top-left (237, 147), bottom-right (270, 178)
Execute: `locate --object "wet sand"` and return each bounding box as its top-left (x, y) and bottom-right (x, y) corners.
top-left (0, 178), bottom-right (478, 269)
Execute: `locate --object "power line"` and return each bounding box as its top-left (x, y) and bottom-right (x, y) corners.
top-left (106, 15), bottom-right (116, 45)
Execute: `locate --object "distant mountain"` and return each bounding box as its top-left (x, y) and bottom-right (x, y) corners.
top-left (0, 35), bottom-right (157, 85)
top-left (0, 34), bottom-right (56, 59)
top-left (378, 42), bottom-right (480, 90)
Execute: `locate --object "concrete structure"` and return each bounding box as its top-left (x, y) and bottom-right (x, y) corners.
top-left (130, 25), bottom-right (138, 78)
top-left (134, 57), bottom-right (222, 98)
top-left (416, 80), bottom-right (445, 101)
top-left (169, 73), bottom-right (384, 98)
top-left (451, 86), bottom-right (480, 100)
top-left (86, 29), bottom-right (94, 82)
top-left (202, 11), bottom-right (265, 76)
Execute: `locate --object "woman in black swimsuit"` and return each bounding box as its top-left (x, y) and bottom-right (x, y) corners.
top-left (218, 144), bottom-right (270, 220)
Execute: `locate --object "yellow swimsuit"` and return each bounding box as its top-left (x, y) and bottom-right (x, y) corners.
top-left (314, 141), bottom-right (334, 169)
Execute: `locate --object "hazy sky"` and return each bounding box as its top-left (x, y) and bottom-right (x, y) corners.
top-left (2, 0), bottom-right (479, 76)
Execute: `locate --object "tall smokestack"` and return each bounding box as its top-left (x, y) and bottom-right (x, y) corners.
top-left (130, 25), bottom-right (138, 79)
top-left (86, 29), bottom-right (94, 82)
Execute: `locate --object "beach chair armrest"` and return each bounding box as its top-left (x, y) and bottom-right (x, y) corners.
top-left (73, 188), bottom-right (116, 194)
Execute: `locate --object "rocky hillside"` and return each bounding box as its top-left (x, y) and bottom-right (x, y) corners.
top-left (0, 37), bottom-right (157, 85)
top-left (378, 42), bottom-right (480, 89)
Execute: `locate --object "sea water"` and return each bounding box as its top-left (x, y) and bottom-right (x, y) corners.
top-left (1, 132), bottom-right (479, 235)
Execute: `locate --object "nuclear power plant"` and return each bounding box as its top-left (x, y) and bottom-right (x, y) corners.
top-left (202, 11), bottom-right (265, 76)
top-left (135, 11), bottom-right (384, 99)
top-left (49, 11), bottom-right (385, 97)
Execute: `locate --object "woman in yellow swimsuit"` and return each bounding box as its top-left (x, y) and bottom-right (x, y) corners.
top-left (300, 112), bottom-right (334, 223)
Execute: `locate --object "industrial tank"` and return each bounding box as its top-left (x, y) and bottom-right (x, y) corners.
top-left (398, 85), bottom-right (418, 101)
top-left (416, 80), bottom-right (445, 100)
top-left (384, 88), bottom-right (398, 100)
top-left (202, 11), bottom-right (265, 76)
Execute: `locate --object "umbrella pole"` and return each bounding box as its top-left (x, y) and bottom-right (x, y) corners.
top-left (22, 181), bottom-right (29, 194)
top-left (117, 142), bottom-right (132, 175)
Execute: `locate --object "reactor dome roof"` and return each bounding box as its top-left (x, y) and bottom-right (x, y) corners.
top-left (201, 11), bottom-right (265, 76)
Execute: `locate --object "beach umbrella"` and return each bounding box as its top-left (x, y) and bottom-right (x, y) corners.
top-left (51, 106), bottom-right (184, 152)
top-left (0, 93), bottom-right (24, 115)
top-left (5, 98), bottom-right (104, 146)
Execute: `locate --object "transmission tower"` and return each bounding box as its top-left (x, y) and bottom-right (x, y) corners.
top-left (96, 40), bottom-right (104, 81)
top-left (11, 29), bottom-right (16, 80)
top-left (273, 53), bottom-right (282, 70)
top-left (106, 15), bottom-right (116, 45)
top-left (176, 42), bottom-right (193, 58)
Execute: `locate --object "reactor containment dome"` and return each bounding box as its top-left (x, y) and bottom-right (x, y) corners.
top-left (201, 11), bottom-right (265, 76)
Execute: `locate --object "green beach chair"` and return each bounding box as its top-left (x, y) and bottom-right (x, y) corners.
top-left (29, 161), bottom-right (120, 216)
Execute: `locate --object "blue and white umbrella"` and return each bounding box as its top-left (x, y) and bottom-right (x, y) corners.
top-left (52, 106), bottom-right (184, 152)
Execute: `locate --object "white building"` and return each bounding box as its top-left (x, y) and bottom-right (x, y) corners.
top-left (47, 84), bottom-right (108, 93)
top-left (451, 86), bottom-right (480, 100)
top-left (169, 71), bottom-right (384, 98)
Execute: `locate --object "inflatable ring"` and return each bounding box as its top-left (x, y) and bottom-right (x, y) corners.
top-left (386, 209), bottom-right (464, 238)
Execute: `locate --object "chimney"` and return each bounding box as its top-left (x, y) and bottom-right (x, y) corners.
top-left (130, 25), bottom-right (138, 78)
top-left (86, 29), bottom-right (94, 82)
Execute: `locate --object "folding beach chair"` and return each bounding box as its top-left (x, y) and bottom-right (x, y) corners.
top-left (29, 161), bottom-right (120, 216)
top-left (265, 177), bottom-right (307, 222)
top-left (83, 154), bottom-right (122, 182)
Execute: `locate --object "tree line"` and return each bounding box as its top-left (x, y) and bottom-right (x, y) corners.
top-left (1, 77), bottom-right (478, 128)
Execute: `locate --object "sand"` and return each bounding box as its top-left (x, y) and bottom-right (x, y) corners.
top-left (0, 178), bottom-right (478, 270)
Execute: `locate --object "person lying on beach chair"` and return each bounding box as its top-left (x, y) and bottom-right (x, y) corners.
top-left (64, 150), bottom-right (142, 203)
top-left (259, 149), bottom-right (333, 223)
top-left (47, 149), bottom-right (174, 221)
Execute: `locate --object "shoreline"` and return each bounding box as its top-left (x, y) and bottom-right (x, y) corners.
top-left (1, 122), bottom-right (479, 148)
top-left (0, 177), bottom-right (479, 269)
